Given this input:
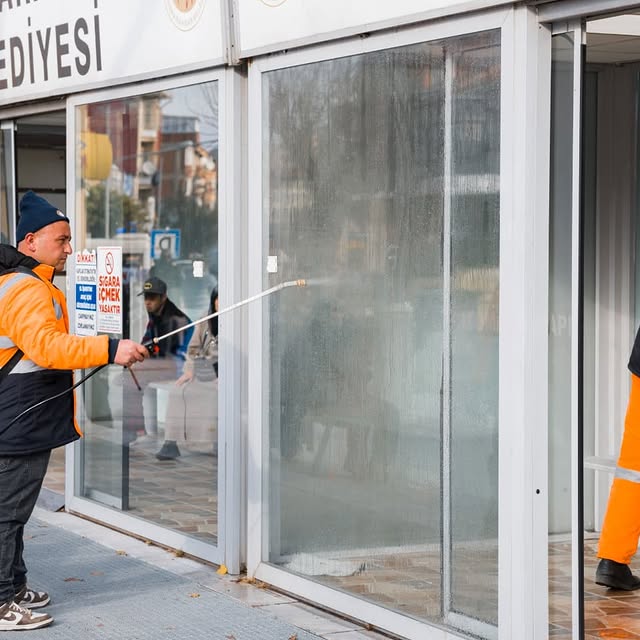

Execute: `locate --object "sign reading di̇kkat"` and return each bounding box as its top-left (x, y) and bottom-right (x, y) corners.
top-left (74, 249), bottom-right (97, 337)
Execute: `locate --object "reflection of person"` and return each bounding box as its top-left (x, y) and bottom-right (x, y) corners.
top-left (596, 328), bottom-right (640, 590)
top-left (156, 288), bottom-right (218, 461)
top-left (130, 277), bottom-right (193, 442)
top-left (0, 192), bottom-right (148, 631)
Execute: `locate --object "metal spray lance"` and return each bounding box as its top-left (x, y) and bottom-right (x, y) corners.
top-left (6, 279), bottom-right (308, 426)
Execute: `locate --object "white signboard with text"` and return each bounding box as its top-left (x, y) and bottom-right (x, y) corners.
top-left (74, 249), bottom-right (97, 337)
top-left (0, 0), bottom-right (223, 106)
top-left (236, 0), bottom-right (510, 56)
top-left (96, 246), bottom-right (122, 335)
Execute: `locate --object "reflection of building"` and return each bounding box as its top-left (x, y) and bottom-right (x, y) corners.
top-left (137, 95), bottom-right (165, 208)
top-left (161, 115), bottom-right (217, 210)
top-left (86, 94), bottom-right (165, 204)
top-left (85, 99), bottom-right (217, 229)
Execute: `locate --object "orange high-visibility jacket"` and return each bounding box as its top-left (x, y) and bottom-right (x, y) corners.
top-left (598, 325), bottom-right (640, 564)
top-left (0, 248), bottom-right (117, 455)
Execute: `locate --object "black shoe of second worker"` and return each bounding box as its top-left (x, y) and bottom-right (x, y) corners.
top-left (155, 441), bottom-right (181, 461)
top-left (595, 559), bottom-right (640, 590)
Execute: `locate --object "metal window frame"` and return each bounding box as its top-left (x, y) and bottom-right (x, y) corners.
top-left (246, 5), bottom-right (551, 638)
top-left (537, 0), bottom-right (640, 22)
top-left (64, 66), bottom-right (239, 570)
top-left (0, 121), bottom-right (16, 244)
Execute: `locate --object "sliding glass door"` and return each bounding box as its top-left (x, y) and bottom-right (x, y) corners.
top-left (249, 15), bottom-right (505, 639)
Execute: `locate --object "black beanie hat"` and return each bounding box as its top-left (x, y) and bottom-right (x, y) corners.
top-left (16, 191), bottom-right (69, 244)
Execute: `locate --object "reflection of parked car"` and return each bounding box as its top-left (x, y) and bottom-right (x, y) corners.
top-left (173, 259), bottom-right (218, 321)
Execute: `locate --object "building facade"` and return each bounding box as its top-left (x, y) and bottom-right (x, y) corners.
top-left (1, 0), bottom-right (638, 638)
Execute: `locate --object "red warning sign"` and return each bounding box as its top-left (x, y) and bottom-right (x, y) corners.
top-left (97, 247), bottom-right (123, 334)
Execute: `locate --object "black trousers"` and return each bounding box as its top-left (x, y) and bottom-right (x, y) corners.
top-left (0, 450), bottom-right (50, 604)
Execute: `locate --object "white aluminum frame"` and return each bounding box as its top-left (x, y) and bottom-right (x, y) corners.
top-left (64, 67), bottom-right (241, 570)
top-left (247, 5), bottom-right (551, 638)
top-left (0, 121), bottom-right (16, 243)
top-left (0, 101), bottom-right (68, 121)
top-left (546, 19), bottom-right (585, 638)
top-left (499, 7), bottom-right (551, 640)
top-left (538, 0), bottom-right (640, 22)
top-left (219, 64), bottom-right (247, 574)
top-left (568, 21), bottom-right (585, 640)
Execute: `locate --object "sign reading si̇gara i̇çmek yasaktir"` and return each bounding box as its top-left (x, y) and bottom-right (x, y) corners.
top-left (96, 246), bottom-right (122, 335)
top-left (0, 0), bottom-right (222, 106)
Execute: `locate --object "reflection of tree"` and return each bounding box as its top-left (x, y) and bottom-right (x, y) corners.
top-left (267, 45), bottom-right (447, 289)
top-left (157, 193), bottom-right (217, 258)
top-left (266, 33), bottom-right (500, 291)
top-left (184, 83), bottom-right (219, 153)
top-left (85, 184), bottom-right (148, 238)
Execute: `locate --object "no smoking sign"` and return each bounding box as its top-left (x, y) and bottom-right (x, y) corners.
top-left (97, 247), bottom-right (123, 334)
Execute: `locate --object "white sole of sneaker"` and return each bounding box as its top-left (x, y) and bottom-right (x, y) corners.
top-left (20, 597), bottom-right (50, 609)
top-left (0, 617), bottom-right (52, 631)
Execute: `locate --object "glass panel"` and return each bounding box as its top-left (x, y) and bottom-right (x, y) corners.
top-left (548, 32), bottom-right (574, 634)
top-left (449, 40), bottom-right (500, 626)
top-left (74, 81), bottom-right (220, 542)
top-left (264, 29), bottom-right (500, 636)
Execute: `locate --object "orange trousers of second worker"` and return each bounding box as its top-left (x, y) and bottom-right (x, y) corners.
top-left (598, 374), bottom-right (640, 565)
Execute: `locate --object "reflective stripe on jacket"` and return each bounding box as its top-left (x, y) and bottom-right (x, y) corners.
top-left (0, 262), bottom-right (110, 455)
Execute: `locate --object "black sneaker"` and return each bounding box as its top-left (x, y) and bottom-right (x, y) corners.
top-left (156, 441), bottom-right (181, 460)
top-left (0, 601), bottom-right (52, 630)
top-left (15, 585), bottom-right (50, 609)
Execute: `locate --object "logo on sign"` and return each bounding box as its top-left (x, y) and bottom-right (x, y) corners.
top-left (259, 0), bottom-right (289, 6)
top-left (165, 0), bottom-right (206, 30)
top-left (105, 252), bottom-right (115, 275)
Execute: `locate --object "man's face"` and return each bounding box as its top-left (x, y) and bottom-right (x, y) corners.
top-left (144, 293), bottom-right (166, 314)
top-left (20, 221), bottom-right (72, 272)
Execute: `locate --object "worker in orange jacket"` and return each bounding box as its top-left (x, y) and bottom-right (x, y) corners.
top-left (596, 330), bottom-right (640, 590)
top-left (0, 192), bottom-right (149, 631)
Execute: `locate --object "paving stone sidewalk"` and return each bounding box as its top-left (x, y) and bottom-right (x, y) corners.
top-left (22, 517), bottom-right (325, 640)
